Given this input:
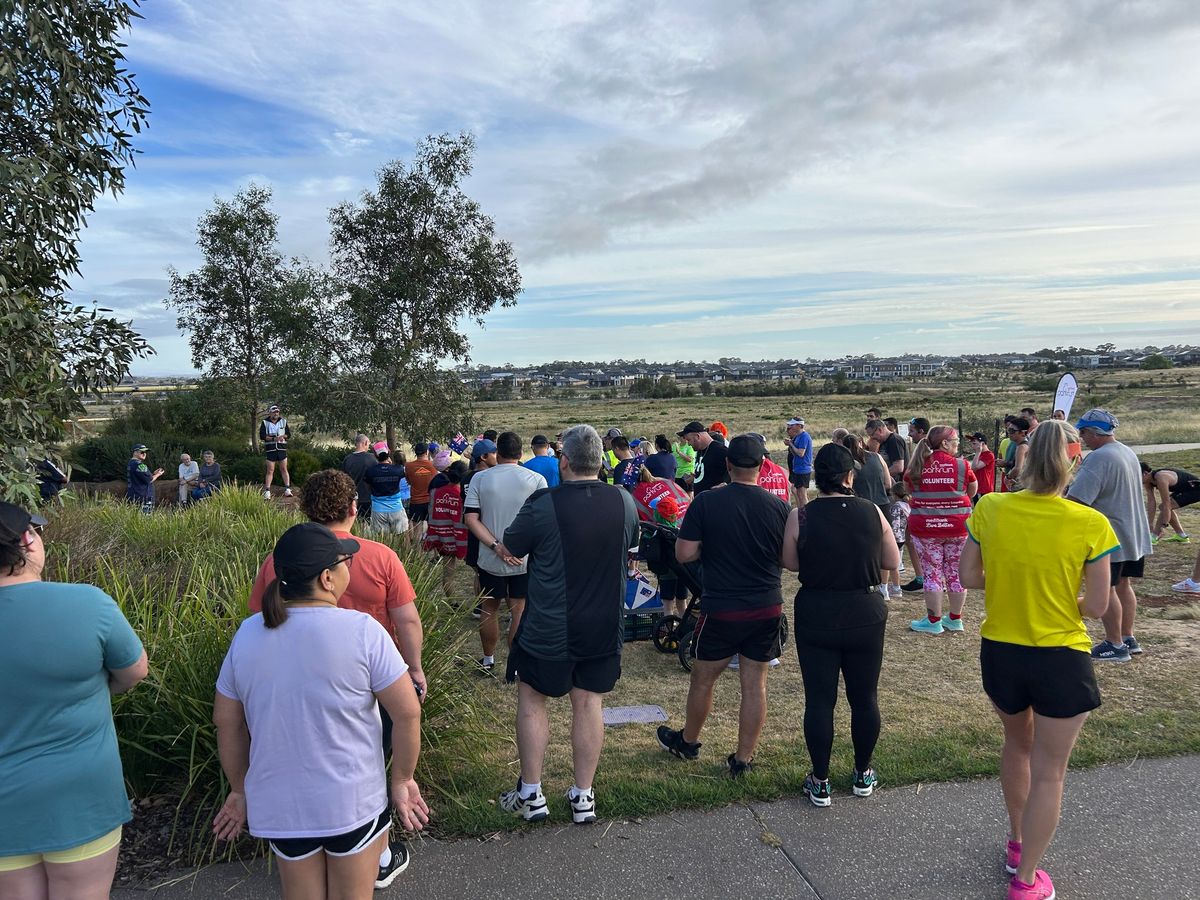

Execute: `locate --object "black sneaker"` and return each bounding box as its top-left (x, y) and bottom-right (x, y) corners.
top-left (726, 753), bottom-right (753, 778)
top-left (900, 577), bottom-right (924, 593)
top-left (475, 657), bottom-right (495, 676)
top-left (471, 604), bottom-right (482, 619)
top-left (853, 767), bottom-right (878, 797)
top-left (375, 841), bottom-right (410, 889)
top-left (803, 773), bottom-right (832, 807)
top-left (656, 725), bottom-right (701, 760)
top-left (1090, 639), bottom-right (1131, 663)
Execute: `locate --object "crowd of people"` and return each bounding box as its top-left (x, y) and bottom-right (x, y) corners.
top-left (6, 399), bottom-right (1197, 900)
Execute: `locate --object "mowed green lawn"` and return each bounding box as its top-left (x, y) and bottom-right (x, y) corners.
top-left (428, 450), bottom-right (1200, 835)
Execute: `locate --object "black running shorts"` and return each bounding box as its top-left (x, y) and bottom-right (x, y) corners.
top-left (268, 809), bottom-right (390, 861)
top-left (478, 571), bottom-right (529, 601)
top-left (1111, 557), bottom-right (1145, 583)
top-left (509, 643), bottom-right (621, 697)
top-left (1170, 487), bottom-right (1200, 510)
top-left (692, 614), bottom-right (784, 663)
top-left (981, 638), bottom-right (1101, 719)
top-left (408, 502), bottom-right (430, 522)
top-left (265, 449), bottom-right (288, 462)
top-left (789, 471), bottom-right (811, 488)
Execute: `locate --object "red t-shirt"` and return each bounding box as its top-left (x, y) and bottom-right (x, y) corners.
top-left (248, 529), bottom-right (416, 644)
top-left (904, 451), bottom-right (976, 539)
top-left (974, 449), bottom-right (996, 495)
top-left (404, 459), bottom-right (438, 504)
top-left (757, 457), bottom-right (791, 503)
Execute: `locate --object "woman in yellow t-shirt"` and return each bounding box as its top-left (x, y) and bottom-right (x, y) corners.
top-left (960, 420), bottom-right (1117, 900)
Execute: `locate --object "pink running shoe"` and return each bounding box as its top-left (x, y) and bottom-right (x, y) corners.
top-left (1005, 839), bottom-right (1021, 875)
top-left (1008, 869), bottom-right (1055, 900)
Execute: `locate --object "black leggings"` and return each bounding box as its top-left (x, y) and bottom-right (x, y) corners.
top-left (794, 610), bottom-right (886, 779)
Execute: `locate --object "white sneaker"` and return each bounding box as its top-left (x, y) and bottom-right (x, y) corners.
top-left (283, 487), bottom-right (293, 497)
top-left (499, 781), bottom-right (548, 821)
top-left (768, 657), bottom-right (781, 667)
top-left (262, 489), bottom-right (271, 500)
top-left (888, 585), bottom-right (903, 598)
top-left (1171, 578), bottom-right (1200, 594)
top-left (567, 787), bottom-right (597, 824)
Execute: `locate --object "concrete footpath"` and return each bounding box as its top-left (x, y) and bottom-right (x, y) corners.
top-left (115, 755), bottom-right (1199, 900)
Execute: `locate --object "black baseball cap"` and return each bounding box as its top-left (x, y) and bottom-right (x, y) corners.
top-left (131, 443), bottom-right (148, 453)
top-left (969, 431), bottom-right (988, 442)
top-left (531, 434), bottom-right (549, 447)
top-left (0, 502), bottom-right (48, 543)
top-left (677, 420), bottom-right (706, 437)
top-left (727, 433), bottom-right (766, 468)
top-left (814, 443), bottom-right (855, 482)
top-left (605, 427), bottom-right (623, 438)
top-left (273, 522), bottom-right (359, 585)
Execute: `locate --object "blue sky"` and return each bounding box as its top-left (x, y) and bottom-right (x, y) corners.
top-left (70, 1), bottom-right (1200, 375)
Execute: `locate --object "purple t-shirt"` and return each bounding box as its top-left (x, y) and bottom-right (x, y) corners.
top-left (216, 607), bottom-right (407, 838)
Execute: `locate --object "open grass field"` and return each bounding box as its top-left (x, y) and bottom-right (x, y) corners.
top-left (432, 484), bottom-right (1200, 834)
top-left (472, 367), bottom-right (1200, 454)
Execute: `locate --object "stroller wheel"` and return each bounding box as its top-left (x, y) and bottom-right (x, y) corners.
top-left (653, 615), bottom-right (681, 653)
top-left (676, 626), bottom-right (695, 672)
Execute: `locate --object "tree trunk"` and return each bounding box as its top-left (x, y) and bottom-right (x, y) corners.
top-left (385, 421), bottom-right (396, 451)
top-left (249, 404), bottom-right (259, 452)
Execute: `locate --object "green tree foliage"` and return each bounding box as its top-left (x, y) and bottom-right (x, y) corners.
top-left (1, 0), bottom-right (153, 502)
top-left (285, 133), bottom-right (520, 447)
top-left (1141, 353), bottom-right (1173, 370)
top-left (166, 185), bottom-right (297, 450)
top-left (628, 375), bottom-right (681, 399)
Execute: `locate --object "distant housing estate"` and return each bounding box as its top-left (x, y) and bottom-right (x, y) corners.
top-left (459, 344), bottom-right (1198, 390)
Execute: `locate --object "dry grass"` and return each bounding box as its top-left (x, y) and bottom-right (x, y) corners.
top-left (430, 495), bottom-right (1200, 834)
top-left (479, 368), bottom-right (1200, 456)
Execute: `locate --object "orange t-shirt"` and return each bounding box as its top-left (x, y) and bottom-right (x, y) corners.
top-left (404, 459), bottom-right (438, 504)
top-left (248, 529), bottom-right (416, 644)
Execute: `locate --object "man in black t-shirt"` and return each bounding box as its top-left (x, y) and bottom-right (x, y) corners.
top-left (677, 420), bottom-right (729, 495)
top-left (342, 433), bottom-right (376, 517)
top-left (867, 418), bottom-right (907, 479)
top-left (496, 424), bottom-right (639, 825)
top-left (656, 434), bottom-right (789, 777)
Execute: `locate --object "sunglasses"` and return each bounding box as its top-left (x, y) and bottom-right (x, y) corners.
top-left (334, 554), bottom-right (354, 570)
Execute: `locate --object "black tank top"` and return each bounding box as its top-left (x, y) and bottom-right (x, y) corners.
top-left (795, 495), bottom-right (883, 591)
top-left (1153, 468), bottom-right (1199, 487)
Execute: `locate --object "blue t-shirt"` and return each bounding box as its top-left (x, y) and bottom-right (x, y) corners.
top-left (522, 454), bottom-right (560, 488)
top-left (365, 463), bottom-right (408, 513)
top-left (791, 431), bottom-right (814, 474)
top-left (0, 582), bottom-right (144, 855)
top-left (643, 451), bottom-right (677, 480)
top-left (126, 458), bottom-right (153, 499)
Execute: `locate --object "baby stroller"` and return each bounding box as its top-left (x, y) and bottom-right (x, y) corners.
top-left (638, 521), bottom-right (704, 671)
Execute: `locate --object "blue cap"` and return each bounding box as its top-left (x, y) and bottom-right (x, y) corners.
top-left (132, 443), bottom-right (148, 453)
top-left (471, 439), bottom-right (498, 459)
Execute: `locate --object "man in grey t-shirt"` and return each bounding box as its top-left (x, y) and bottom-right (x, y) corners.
top-left (464, 431), bottom-right (547, 673)
top-left (1067, 409), bottom-right (1153, 662)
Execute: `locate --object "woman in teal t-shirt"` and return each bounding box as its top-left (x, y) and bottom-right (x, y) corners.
top-left (0, 502), bottom-right (148, 898)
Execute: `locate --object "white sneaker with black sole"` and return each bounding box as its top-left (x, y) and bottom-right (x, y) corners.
top-left (567, 788), bottom-right (597, 824)
top-left (375, 841), bottom-right (410, 889)
top-left (499, 780), bottom-right (549, 821)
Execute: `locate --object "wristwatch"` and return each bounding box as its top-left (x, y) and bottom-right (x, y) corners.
top-left (491, 540), bottom-right (500, 551)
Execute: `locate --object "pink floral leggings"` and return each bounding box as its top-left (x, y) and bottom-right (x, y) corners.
top-left (909, 534), bottom-right (967, 594)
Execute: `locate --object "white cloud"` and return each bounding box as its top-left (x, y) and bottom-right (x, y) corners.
top-left (66, 0), bottom-right (1200, 373)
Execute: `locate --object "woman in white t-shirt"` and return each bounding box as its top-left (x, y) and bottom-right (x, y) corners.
top-left (212, 523), bottom-right (429, 897)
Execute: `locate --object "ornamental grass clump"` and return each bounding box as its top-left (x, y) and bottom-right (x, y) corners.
top-left (45, 487), bottom-right (493, 863)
